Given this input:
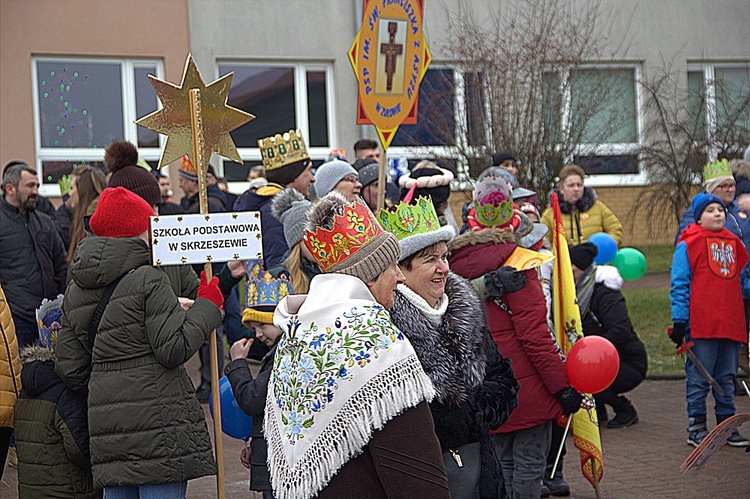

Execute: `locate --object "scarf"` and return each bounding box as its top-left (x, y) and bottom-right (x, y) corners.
top-left (575, 263), bottom-right (597, 319)
top-left (391, 274), bottom-right (486, 405)
top-left (265, 274), bottom-right (435, 499)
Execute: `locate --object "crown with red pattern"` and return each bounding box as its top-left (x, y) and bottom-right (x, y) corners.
top-left (303, 197), bottom-right (386, 273)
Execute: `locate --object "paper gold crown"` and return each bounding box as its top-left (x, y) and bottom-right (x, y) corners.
top-left (180, 155), bottom-right (198, 175)
top-left (473, 176), bottom-right (513, 227)
top-left (245, 259), bottom-right (292, 309)
top-left (243, 259), bottom-right (292, 324)
top-left (303, 200), bottom-right (384, 273)
top-left (377, 197), bottom-right (441, 240)
top-left (58, 175), bottom-right (72, 197)
top-left (258, 129), bottom-right (309, 171)
top-left (703, 158), bottom-right (732, 181)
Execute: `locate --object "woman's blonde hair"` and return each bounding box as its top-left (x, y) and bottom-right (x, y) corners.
top-left (557, 164), bottom-right (586, 186)
top-left (283, 244), bottom-right (311, 294)
top-left (68, 167), bottom-right (106, 261)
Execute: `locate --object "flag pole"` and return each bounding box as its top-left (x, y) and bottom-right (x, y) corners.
top-left (591, 457), bottom-right (601, 499)
top-left (190, 87), bottom-right (226, 499)
top-left (549, 415), bottom-right (572, 478)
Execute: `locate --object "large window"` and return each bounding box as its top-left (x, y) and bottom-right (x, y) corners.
top-left (687, 63), bottom-right (750, 159)
top-left (387, 67), bottom-right (486, 186)
top-left (217, 62), bottom-right (334, 181)
top-left (544, 66), bottom-right (640, 176)
top-left (32, 57), bottom-right (163, 193)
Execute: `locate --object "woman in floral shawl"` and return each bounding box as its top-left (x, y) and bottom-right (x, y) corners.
top-left (265, 192), bottom-right (449, 499)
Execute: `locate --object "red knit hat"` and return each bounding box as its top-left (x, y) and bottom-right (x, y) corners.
top-left (90, 187), bottom-right (154, 238)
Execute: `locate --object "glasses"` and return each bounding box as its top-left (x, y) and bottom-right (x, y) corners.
top-left (341, 174), bottom-right (359, 183)
top-left (716, 183), bottom-right (736, 192)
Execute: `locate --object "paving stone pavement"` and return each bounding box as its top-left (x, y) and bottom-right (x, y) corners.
top-left (2, 369), bottom-right (748, 498)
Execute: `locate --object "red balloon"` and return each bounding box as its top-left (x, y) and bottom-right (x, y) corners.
top-left (566, 336), bottom-right (620, 394)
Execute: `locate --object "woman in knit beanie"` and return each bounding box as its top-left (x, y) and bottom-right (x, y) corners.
top-left (265, 191), bottom-right (449, 499)
top-left (56, 186), bottom-right (226, 495)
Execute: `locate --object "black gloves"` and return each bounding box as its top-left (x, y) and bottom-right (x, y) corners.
top-left (555, 387), bottom-right (583, 416)
top-left (670, 323), bottom-right (687, 347)
top-left (484, 266), bottom-right (526, 299)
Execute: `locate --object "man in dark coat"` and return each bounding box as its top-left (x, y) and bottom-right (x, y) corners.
top-left (0, 163), bottom-right (67, 347)
top-left (233, 129), bottom-right (315, 270)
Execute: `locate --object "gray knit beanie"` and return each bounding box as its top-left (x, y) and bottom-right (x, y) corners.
top-left (271, 187), bottom-right (311, 248)
top-left (305, 191), bottom-right (400, 283)
top-left (314, 160), bottom-right (357, 198)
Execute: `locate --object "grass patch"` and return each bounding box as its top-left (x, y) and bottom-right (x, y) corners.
top-left (623, 286), bottom-right (683, 375)
top-left (637, 244), bottom-right (674, 273)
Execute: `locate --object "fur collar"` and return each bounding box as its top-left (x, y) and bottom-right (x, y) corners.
top-left (390, 273), bottom-right (487, 404)
top-left (395, 284), bottom-right (448, 322)
top-left (595, 265), bottom-right (624, 291)
top-left (448, 227), bottom-right (516, 253)
top-left (556, 186), bottom-right (597, 214)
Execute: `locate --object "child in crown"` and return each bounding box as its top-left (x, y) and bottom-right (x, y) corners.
top-left (670, 192), bottom-right (750, 448)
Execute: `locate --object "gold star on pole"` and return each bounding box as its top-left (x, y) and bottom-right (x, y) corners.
top-left (136, 54), bottom-right (254, 170)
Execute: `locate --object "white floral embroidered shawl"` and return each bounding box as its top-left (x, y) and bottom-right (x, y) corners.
top-left (265, 273), bottom-right (436, 499)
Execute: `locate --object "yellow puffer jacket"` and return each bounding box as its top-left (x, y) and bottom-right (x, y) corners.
top-left (541, 187), bottom-right (623, 247)
top-left (0, 283), bottom-right (22, 428)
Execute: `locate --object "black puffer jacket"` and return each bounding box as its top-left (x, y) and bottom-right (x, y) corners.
top-left (55, 236), bottom-right (222, 488)
top-left (389, 273), bottom-right (519, 498)
top-left (15, 346), bottom-right (96, 498)
top-left (0, 197), bottom-right (68, 323)
top-left (580, 266), bottom-right (648, 375)
top-left (224, 343), bottom-right (277, 492)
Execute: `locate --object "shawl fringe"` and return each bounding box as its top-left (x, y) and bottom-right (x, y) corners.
top-left (265, 355), bottom-right (435, 499)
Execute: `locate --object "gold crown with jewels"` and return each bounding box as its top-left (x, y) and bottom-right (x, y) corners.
top-left (257, 129), bottom-right (310, 171)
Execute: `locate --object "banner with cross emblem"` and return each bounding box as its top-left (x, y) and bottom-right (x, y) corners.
top-left (349, 0), bottom-right (431, 149)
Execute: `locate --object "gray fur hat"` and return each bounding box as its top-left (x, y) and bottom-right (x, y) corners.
top-left (314, 160), bottom-right (357, 198)
top-left (398, 225), bottom-right (455, 261)
top-left (515, 212), bottom-right (548, 249)
top-left (305, 191), bottom-right (400, 283)
top-left (271, 187), bottom-right (311, 248)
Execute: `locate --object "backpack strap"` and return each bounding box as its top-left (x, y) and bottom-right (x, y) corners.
top-left (88, 265), bottom-right (145, 349)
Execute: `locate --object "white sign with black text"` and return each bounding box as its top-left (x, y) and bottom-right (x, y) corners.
top-left (150, 212), bottom-right (263, 266)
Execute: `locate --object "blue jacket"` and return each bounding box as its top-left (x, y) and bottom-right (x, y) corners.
top-left (671, 228), bottom-right (750, 324)
top-left (233, 184), bottom-right (288, 269)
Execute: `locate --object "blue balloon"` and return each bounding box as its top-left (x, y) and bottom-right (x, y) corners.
top-left (588, 232), bottom-right (618, 265)
top-left (208, 376), bottom-right (253, 440)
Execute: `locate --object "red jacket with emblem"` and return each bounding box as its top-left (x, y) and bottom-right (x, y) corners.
top-left (448, 228), bottom-right (568, 433)
top-left (671, 223), bottom-right (750, 342)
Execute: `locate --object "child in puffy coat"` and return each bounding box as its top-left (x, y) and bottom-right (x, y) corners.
top-left (670, 193), bottom-right (750, 448)
top-left (15, 343), bottom-right (97, 498)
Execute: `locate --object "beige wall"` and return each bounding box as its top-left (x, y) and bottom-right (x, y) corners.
top-left (0, 0), bottom-right (190, 172)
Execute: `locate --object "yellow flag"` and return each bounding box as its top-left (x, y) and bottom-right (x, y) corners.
top-left (550, 193), bottom-right (604, 487)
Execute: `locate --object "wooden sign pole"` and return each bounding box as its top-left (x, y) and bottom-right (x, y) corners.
top-left (190, 88), bottom-right (225, 499)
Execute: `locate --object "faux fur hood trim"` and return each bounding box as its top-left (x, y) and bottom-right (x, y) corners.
top-left (448, 227), bottom-right (516, 253)
top-left (20, 345), bottom-right (56, 364)
top-left (555, 186), bottom-right (597, 214)
top-left (390, 273), bottom-right (487, 404)
top-left (732, 159), bottom-right (750, 180)
top-left (595, 265), bottom-right (624, 291)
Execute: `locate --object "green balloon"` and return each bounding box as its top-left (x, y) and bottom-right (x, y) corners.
top-left (611, 248), bottom-right (647, 281)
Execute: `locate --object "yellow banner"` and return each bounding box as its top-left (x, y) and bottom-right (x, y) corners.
top-left (551, 193), bottom-right (604, 487)
top-left (504, 246), bottom-right (554, 271)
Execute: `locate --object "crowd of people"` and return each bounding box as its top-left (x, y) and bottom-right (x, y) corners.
top-left (1, 131), bottom-right (750, 498)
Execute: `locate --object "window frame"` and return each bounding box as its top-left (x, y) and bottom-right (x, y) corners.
top-left (215, 60), bottom-right (336, 188)
top-left (546, 63), bottom-right (644, 186)
top-left (687, 61), bottom-right (750, 161)
top-left (387, 64), bottom-right (484, 190)
top-left (31, 56), bottom-right (165, 196)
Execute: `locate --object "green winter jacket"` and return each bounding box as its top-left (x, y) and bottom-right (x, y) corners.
top-left (55, 236), bottom-right (221, 488)
top-left (15, 346), bottom-right (97, 499)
